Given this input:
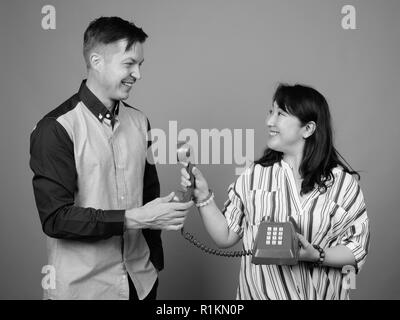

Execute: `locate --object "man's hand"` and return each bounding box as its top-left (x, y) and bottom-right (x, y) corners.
top-left (297, 233), bottom-right (319, 263)
top-left (125, 192), bottom-right (193, 231)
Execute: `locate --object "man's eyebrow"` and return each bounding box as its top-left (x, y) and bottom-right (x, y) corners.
top-left (122, 58), bottom-right (145, 64)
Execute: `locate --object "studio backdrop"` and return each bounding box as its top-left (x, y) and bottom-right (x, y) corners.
top-left (0, 0), bottom-right (399, 299)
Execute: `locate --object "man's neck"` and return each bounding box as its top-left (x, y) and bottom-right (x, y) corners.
top-left (86, 76), bottom-right (117, 111)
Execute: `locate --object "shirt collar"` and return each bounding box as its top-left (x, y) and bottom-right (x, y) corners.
top-left (78, 80), bottom-right (120, 123)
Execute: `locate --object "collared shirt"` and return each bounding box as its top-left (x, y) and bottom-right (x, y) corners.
top-left (223, 160), bottom-right (370, 300)
top-left (30, 81), bottom-right (163, 300)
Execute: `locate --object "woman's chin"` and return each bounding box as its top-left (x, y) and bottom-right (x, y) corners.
top-left (267, 142), bottom-right (281, 152)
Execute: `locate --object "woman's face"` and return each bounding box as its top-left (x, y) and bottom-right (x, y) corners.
top-left (265, 101), bottom-right (307, 156)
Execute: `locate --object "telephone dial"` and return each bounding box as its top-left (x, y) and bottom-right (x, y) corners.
top-left (174, 141), bottom-right (299, 265)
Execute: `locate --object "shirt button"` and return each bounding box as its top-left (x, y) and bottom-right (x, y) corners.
top-left (121, 196), bottom-right (125, 200)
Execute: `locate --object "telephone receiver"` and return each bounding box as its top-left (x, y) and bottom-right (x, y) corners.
top-left (174, 141), bottom-right (195, 202)
top-left (175, 141), bottom-right (300, 265)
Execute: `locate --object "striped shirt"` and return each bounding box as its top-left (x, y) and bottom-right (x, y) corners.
top-left (222, 160), bottom-right (370, 300)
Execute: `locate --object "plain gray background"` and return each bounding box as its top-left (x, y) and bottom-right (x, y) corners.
top-left (1, 0), bottom-right (399, 299)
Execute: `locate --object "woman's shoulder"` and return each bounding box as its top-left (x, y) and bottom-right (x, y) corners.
top-left (252, 161), bottom-right (281, 172)
top-left (327, 166), bottom-right (363, 203)
top-left (231, 162), bottom-right (281, 192)
top-left (242, 161), bottom-right (281, 178)
top-left (331, 166), bottom-right (360, 186)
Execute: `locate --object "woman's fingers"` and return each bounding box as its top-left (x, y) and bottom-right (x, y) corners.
top-left (181, 176), bottom-right (191, 187)
top-left (181, 167), bottom-right (190, 179)
top-left (297, 233), bottom-right (310, 249)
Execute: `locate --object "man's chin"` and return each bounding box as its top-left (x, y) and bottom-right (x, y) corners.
top-left (117, 91), bottom-right (130, 101)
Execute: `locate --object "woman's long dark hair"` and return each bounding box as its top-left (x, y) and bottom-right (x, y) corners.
top-left (255, 84), bottom-right (359, 195)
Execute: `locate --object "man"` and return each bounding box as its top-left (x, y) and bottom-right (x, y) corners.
top-left (29, 16), bottom-right (193, 300)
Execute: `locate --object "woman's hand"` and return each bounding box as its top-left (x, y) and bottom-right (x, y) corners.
top-left (180, 165), bottom-right (210, 201)
top-left (297, 233), bottom-right (319, 263)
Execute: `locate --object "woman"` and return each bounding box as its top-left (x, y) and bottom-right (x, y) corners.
top-left (180, 84), bottom-right (370, 300)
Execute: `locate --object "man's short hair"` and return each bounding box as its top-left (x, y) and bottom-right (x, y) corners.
top-left (83, 16), bottom-right (148, 68)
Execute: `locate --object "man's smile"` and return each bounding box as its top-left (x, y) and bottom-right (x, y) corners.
top-left (121, 79), bottom-right (135, 87)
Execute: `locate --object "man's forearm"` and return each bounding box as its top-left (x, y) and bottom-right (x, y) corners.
top-left (41, 205), bottom-right (125, 241)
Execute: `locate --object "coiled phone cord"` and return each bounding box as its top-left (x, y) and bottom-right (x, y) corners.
top-left (176, 145), bottom-right (252, 257)
top-left (181, 227), bottom-right (253, 257)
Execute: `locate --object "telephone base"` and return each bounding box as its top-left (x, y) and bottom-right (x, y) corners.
top-left (251, 221), bottom-right (299, 265)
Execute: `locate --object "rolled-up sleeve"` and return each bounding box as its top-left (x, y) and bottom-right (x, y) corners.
top-left (222, 170), bottom-right (247, 237)
top-left (337, 177), bottom-right (370, 273)
top-left (29, 117), bottom-right (125, 241)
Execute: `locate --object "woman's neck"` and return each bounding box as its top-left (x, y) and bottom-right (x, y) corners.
top-left (283, 153), bottom-right (303, 179)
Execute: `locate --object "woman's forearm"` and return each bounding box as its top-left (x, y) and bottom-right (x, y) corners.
top-left (198, 200), bottom-right (239, 248)
top-left (322, 245), bottom-right (356, 268)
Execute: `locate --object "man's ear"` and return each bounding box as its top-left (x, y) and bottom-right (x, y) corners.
top-left (88, 52), bottom-right (103, 71)
top-left (303, 121), bottom-right (316, 139)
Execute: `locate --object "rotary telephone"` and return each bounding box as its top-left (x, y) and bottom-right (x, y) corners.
top-left (174, 141), bottom-right (299, 265)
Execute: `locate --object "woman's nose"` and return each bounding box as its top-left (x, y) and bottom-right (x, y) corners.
top-left (266, 113), bottom-right (276, 127)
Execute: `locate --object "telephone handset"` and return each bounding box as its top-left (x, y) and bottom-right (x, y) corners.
top-left (175, 142), bottom-right (195, 202)
top-left (175, 141), bottom-right (299, 265)
top-left (174, 141), bottom-right (252, 258)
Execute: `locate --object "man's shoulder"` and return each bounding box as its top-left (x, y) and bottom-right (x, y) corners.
top-left (33, 93), bottom-right (80, 135)
top-left (121, 101), bottom-right (146, 117)
top-left (42, 93), bottom-right (81, 121)
top-left (121, 101), bottom-right (151, 126)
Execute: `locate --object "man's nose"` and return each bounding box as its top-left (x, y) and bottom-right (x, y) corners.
top-left (131, 65), bottom-right (141, 80)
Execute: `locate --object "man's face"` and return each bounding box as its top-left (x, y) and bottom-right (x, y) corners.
top-left (97, 39), bottom-right (144, 103)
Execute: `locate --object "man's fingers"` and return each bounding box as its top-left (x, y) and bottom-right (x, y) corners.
top-left (171, 201), bottom-right (194, 210)
top-left (159, 192), bottom-right (175, 203)
top-left (162, 201), bottom-right (192, 211)
top-left (170, 217), bottom-right (187, 225)
top-left (160, 207), bottom-right (190, 218)
top-left (157, 216), bottom-right (187, 230)
top-left (163, 224), bottom-right (184, 231)
top-left (173, 210), bottom-right (189, 218)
